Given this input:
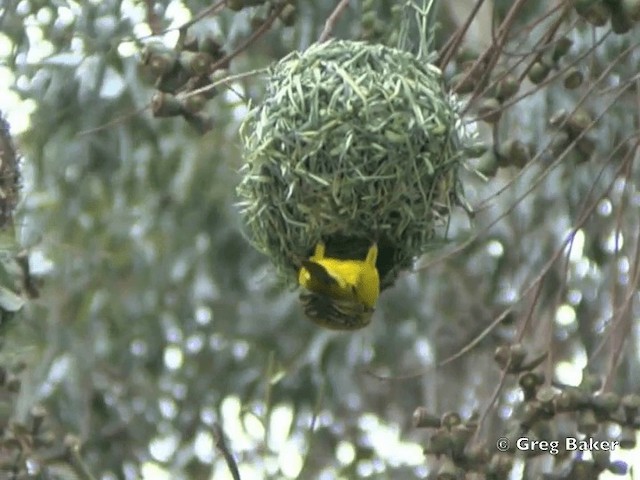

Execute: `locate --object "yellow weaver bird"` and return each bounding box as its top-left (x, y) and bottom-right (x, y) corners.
top-left (298, 242), bottom-right (380, 330)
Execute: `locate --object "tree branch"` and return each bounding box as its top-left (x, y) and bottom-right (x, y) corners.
top-left (318, 0), bottom-right (350, 43)
top-left (213, 423), bottom-right (241, 480)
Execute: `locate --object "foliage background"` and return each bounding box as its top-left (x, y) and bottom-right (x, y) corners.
top-left (1, 0), bottom-right (639, 479)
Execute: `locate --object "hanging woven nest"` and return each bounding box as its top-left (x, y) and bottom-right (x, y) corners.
top-left (237, 39), bottom-right (468, 292)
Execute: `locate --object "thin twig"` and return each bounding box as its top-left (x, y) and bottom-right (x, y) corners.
top-left (471, 279), bottom-right (543, 445)
top-left (602, 207), bottom-right (640, 392)
top-left (177, 0), bottom-right (227, 32)
top-left (210, 2), bottom-right (288, 72)
top-left (213, 423), bottom-right (241, 480)
top-left (296, 379), bottom-right (325, 479)
top-left (589, 138), bottom-right (640, 387)
top-left (181, 68), bottom-right (268, 101)
top-left (440, 36), bottom-right (637, 237)
top-left (468, 32), bottom-right (627, 214)
top-left (64, 435), bottom-right (98, 480)
top-left (516, 2), bottom-right (571, 82)
top-left (318, 0), bottom-right (351, 43)
top-left (144, 0), bottom-right (162, 35)
top-left (458, 0), bottom-right (531, 113)
top-left (77, 104), bottom-right (151, 136)
top-left (438, 0), bottom-right (487, 69)
top-left (544, 231), bottom-right (576, 385)
top-left (438, 133), bottom-right (635, 366)
top-left (134, 0), bottom-right (227, 42)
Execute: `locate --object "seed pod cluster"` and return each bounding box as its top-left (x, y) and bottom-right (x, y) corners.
top-left (573, 0), bottom-right (640, 32)
top-left (413, 346), bottom-right (638, 478)
top-left (547, 107), bottom-right (597, 162)
top-left (140, 32), bottom-right (226, 133)
top-left (0, 362), bottom-right (95, 478)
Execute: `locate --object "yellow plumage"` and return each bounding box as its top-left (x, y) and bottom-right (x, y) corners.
top-left (298, 242), bottom-right (380, 330)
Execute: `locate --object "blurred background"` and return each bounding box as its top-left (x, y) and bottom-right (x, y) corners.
top-left (0, 0), bottom-right (639, 479)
